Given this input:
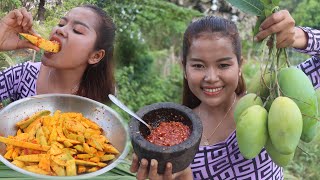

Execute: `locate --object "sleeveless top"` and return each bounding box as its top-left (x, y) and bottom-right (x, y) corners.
top-left (190, 27), bottom-right (320, 180)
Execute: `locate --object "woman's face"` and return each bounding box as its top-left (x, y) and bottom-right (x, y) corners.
top-left (185, 34), bottom-right (240, 107)
top-left (41, 7), bottom-right (100, 69)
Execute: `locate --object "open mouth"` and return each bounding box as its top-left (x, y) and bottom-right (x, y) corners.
top-left (202, 87), bottom-right (223, 95)
top-left (49, 36), bottom-right (62, 52)
top-left (43, 51), bottom-right (54, 58)
top-left (43, 37), bottom-right (62, 57)
top-left (203, 87), bottom-right (223, 93)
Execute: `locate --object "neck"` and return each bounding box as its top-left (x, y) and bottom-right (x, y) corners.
top-left (47, 68), bottom-right (83, 94)
top-left (195, 93), bottom-right (238, 145)
top-left (197, 93), bottom-right (237, 119)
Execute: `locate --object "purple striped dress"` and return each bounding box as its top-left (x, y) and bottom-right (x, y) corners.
top-left (0, 61), bottom-right (41, 102)
top-left (190, 27), bottom-right (320, 180)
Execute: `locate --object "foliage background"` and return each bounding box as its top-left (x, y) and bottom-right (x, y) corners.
top-left (0, 0), bottom-right (319, 179)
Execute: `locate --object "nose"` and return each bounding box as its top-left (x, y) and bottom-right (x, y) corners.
top-left (204, 68), bottom-right (219, 82)
top-left (56, 26), bottom-right (67, 37)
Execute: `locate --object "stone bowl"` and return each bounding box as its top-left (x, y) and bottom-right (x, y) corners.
top-left (129, 102), bottom-right (202, 174)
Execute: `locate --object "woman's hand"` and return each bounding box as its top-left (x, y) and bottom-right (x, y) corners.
top-left (130, 153), bottom-right (193, 180)
top-left (0, 8), bottom-right (40, 51)
top-left (255, 10), bottom-right (307, 49)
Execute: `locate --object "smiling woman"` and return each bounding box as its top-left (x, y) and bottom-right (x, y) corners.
top-left (0, 5), bottom-right (116, 103)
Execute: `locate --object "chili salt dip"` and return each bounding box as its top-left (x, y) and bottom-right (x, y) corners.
top-left (146, 121), bottom-right (190, 146)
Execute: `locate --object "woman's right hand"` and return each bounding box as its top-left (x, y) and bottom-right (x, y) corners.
top-left (130, 153), bottom-right (193, 180)
top-left (0, 8), bottom-right (40, 51)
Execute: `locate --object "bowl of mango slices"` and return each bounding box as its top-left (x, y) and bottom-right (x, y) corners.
top-left (0, 94), bottom-right (129, 179)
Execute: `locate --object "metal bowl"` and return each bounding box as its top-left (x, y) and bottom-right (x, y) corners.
top-left (0, 94), bottom-right (130, 179)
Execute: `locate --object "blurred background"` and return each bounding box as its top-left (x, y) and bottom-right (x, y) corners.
top-left (0, 0), bottom-right (319, 179)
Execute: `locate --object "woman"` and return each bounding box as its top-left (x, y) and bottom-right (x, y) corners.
top-left (0, 5), bottom-right (116, 103)
top-left (131, 10), bottom-right (320, 180)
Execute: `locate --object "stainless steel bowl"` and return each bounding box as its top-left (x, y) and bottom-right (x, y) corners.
top-left (0, 94), bottom-right (130, 179)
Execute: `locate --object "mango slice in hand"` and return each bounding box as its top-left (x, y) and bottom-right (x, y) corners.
top-left (19, 33), bottom-right (60, 53)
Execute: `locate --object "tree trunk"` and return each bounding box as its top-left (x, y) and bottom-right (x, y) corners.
top-left (37, 0), bottom-right (46, 23)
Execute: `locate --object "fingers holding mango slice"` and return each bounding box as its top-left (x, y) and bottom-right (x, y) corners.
top-left (19, 33), bottom-right (60, 53)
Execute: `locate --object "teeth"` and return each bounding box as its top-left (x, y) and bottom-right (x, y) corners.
top-left (203, 87), bottom-right (223, 93)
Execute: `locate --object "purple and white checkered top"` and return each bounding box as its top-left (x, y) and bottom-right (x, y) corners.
top-left (0, 61), bottom-right (40, 102)
top-left (190, 27), bottom-right (320, 180)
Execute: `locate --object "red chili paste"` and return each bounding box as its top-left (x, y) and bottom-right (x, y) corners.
top-left (146, 121), bottom-right (190, 146)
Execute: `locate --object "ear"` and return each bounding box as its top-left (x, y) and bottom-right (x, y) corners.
top-left (88, 49), bottom-right (105, 64)
top-left (239, 56), bottom-right (244, 68)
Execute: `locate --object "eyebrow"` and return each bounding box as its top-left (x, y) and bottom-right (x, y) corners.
top-left (216, 57), bottom-right (233, 62)
top-left (189, 57), bottom-right (233, 62)
top-left (61, 17), bottom-right (91, 30)
top-left (189, 58), bottom-right (203, 62)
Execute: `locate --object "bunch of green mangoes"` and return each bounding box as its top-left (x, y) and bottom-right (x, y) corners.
top-left (235, 67), bottom-right (319, 167)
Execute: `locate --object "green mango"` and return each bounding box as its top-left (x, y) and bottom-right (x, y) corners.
top-left (236, 105), bottom-right (268, 159)
top-left (234, 93), bottom-right (263, 124)
top-left (268, 96), bottom-right (302, 154)
top-left (247, 71), bottom-right (274, 101)
top-left (278, 67), bottom-right (318, 142)
top-left (265, 138), bottom-right (294, 167)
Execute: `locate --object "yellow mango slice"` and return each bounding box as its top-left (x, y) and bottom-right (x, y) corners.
top-left (19, 33), bottom-right (60, 53)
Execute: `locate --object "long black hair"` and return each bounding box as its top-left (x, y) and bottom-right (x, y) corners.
top-left (76, 4), bottom-right (116, 103)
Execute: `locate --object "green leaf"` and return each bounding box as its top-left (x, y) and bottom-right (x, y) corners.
top-left (264, 4), bottom-right (274, 17)
top-left (0, 52), bottom-right (15, 66)
top-left (260, 0), bottom-right (272, 6)
top-left (272, 0), bottom-right (280, 6)
top-left (253, 15), bottom-right (266, 36)
top-left (260, 0), bottom-right (280, 8)
top-left (225, 0), bottom-right (264, 16)
top-left (1, 98), bottom-right (11, 108)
